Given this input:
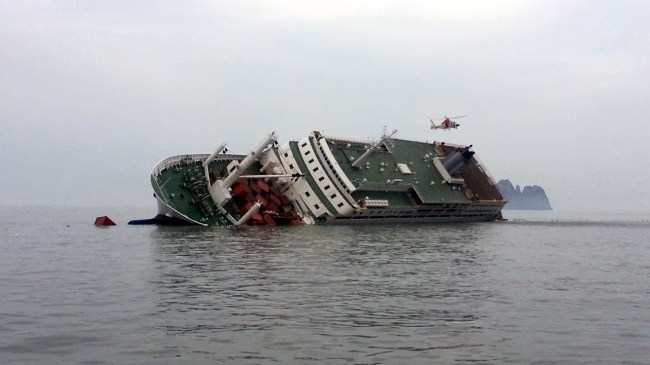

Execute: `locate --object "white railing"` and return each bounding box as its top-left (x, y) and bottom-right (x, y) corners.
top-left (151, 154), bottom-right (210, 177)
top-left (151, 153), bottom-right (247, 177)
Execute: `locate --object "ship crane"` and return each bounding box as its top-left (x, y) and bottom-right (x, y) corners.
top-left (206, 132), bottom-right (279, 225)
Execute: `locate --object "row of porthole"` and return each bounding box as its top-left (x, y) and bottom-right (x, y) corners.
top-left (338, 213), bottom-right (492, 220)
top-left (302, 139), bottom-right (350, 212)
top-left (317, 143), bottom-right (352, 194)
top-left (294, 142), bottom-right (336, 216)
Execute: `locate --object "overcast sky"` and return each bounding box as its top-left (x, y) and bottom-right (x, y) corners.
top-left (1, 1), bottom-right (649, 212)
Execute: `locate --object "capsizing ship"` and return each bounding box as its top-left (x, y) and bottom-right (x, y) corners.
top-left (129, 128), bottom-right (506, 227)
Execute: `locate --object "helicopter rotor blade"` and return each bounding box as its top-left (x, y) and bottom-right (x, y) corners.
top-left (432, 115), bottom-right (467, 120)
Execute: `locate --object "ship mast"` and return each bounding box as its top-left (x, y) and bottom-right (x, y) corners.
top-left (206, 132), bottom-right (278, 224)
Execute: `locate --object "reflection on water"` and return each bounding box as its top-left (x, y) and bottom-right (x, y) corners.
top-left (147, 223), bottom-right (500, 363)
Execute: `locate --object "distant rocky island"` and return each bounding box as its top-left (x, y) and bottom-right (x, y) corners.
top-left (496, 179), bottom-right (552, 210)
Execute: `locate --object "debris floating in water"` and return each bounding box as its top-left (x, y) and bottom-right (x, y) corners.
top-left (94, 216), bottom-right (116, 227)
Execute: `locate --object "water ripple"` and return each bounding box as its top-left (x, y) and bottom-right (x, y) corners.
top-left (2, 207), bottom-right (650, 364)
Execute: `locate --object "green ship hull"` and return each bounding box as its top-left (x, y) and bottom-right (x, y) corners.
top-left (135, 130), bottom-right (506, 227)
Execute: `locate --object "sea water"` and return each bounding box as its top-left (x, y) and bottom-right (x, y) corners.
top-left (1, 206), bottom-right (649, 364)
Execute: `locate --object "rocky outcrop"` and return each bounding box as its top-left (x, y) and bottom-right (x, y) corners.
top-left (496, 179), bottom-right (552, 210)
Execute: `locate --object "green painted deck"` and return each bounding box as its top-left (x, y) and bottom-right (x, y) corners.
top-left (327, 138), bottom-right (471, 207)
top-left (152, 155), bottom-right (264, 226)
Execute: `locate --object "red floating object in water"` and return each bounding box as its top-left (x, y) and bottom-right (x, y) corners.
top-left (94, 216), bottom-right (116, 226)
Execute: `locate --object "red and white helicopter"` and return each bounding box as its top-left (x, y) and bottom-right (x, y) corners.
top-left (430, 115), bottom-right (467, 130)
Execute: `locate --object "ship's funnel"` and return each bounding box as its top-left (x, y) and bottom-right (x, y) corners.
top-left (443, 146), bottom-right (474, 175)
top-left (461, 146), bottom-right (475, 160)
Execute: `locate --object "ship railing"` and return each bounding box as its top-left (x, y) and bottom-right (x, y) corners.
top-left (319, 133), bottom-right (369, 147)
top-left (322, 131), bottom-right (471, 154)
top-left (471, 155), bottom-right (498, 185)
top-left (151, 154), bottom-right (211, 176)
top-left (432, 141), bottom-right (467, 149)
top-left (363, 199), bottom-right (390, 208)
top-left (475, 199), bottom-right (507, 205)
top-left (152, 153), bottom-right (249, 177)
top-left (150, 174), bottom-right (170, 201)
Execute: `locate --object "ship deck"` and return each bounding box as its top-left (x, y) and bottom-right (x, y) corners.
top-left (325, 138), bottom-right (475, 207)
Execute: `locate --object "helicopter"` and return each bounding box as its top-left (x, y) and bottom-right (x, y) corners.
top-left (430, 115), bottom-right (467, 130)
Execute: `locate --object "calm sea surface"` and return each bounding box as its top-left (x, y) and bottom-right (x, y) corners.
top-left (1, 206), bottom-right (649, 364)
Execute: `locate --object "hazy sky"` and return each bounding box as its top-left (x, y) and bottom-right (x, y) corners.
top-left (2, 1), bottom-right (649, 212)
